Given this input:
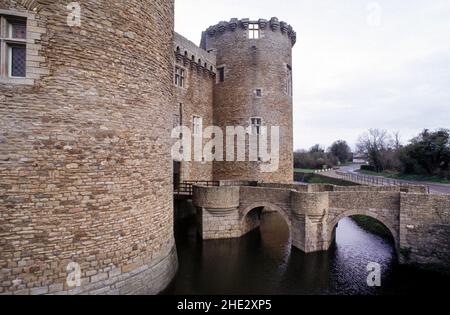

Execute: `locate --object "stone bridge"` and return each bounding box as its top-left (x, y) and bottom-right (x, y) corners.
top-left (193, 183), bottom-right (450, 268)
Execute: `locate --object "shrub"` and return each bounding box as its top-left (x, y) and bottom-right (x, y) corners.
top-left (360, 165), bottom-right (376, 172)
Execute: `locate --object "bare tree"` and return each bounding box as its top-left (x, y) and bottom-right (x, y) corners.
top-left (392, 131), bottom-right (403, 150)
top-left (356, 129), bottom-right (392, 172)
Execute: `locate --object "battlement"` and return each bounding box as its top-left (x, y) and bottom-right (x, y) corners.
top-left (175, 32), bottom-right (216, 77)
top-left (201, 17), bottom-right (297, 47)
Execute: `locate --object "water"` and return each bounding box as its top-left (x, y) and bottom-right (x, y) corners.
top-left (164, 212), bottom-right (449, 295)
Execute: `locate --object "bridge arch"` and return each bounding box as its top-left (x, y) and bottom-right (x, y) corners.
top-left (241, 202), bottom-right (292, 235)
top-left (327, 209), bottom-right (399, 251)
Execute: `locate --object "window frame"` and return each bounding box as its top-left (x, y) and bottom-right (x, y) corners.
top-left (193, 116), bottom-right (203, 137)
top-left (8, 44), bottom-right (27, 78)
top-left (286, 64), bottom-right (293, 97)
top-left (0, 14), bottom-right (28, 80)
top-left (249, 23), bottom-right (260, 39)
top-left (174, 66), bottom-right (185, 88)
top-left (250, 117), bottom-right (263, 136)
top-left (217, 66), bottom-right (225, 83)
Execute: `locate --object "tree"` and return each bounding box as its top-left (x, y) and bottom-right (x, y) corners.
top-left (400, 129), bottom-right (450, 178)
top-left (356, 129), bottom-right (392, 172)
top-left (329, 140), bottom-right (352, 164)
top-left (293, 147), bottom-right (338, 170)
top-left (392, 131), bottom-right (403, 150)
top-left (309, 144), bottom-right (325, 153)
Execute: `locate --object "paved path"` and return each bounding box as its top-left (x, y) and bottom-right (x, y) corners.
top-left (325, 164), bottom-right (450, 195)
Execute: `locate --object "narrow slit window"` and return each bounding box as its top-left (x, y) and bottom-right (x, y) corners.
top-left (251, 118), bottom-right (262, 135)
top-left (193, 116), bottom-right (203, 136)
top-left (217, 67), bottom-right (225, 83)
top-left (286, 65), bottom-right (293, 97)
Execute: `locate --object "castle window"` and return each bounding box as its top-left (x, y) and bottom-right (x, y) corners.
top-left (255, 89), bottom-right (262, 98)
top-left (249, 23), bottom-right (260, 39)
top-left (174, 66), bottom-right (185, 87)
top-left (217, 67), bottom-right (225, 83)
top-left (250, 118), bottom-right (262, 135)
top-left (286, 65), bottom-right (293, 97)
top-left (0, 15), bottom-right (27, 79)
top-left (193, 116), bottom-right (203, 136)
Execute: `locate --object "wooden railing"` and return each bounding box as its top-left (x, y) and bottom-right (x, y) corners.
top-left (174, 181), bottom-right (220, 197)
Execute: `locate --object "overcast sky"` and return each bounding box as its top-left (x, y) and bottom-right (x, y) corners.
top-left (175, 0), bottom-right (450, 151)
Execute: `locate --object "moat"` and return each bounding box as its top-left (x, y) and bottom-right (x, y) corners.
top-left (164, 207), bottom-right (449, 295)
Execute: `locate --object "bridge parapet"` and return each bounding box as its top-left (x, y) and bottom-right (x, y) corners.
top-left (192, 183), bottom-right (450, 269)
top-left (291, 192), bottom-right (329, 217)
top-left (193, 186), bottom-right (239, 215)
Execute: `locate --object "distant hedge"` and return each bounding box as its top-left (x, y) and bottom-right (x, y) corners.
top-left (360, 165), bottom-right (376, 172)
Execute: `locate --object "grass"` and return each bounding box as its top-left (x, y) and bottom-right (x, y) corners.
top-left (294, 172), bottom-right (356, 186)
top-left (358, 170), bottom-right (450, 184)
top-left (351, 215), bottom-right (394, 242)
top-left (294, 168), bottom-right (319, 174)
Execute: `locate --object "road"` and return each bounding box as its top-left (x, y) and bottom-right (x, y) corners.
top-left (335, 164), bottom-right (450, 195)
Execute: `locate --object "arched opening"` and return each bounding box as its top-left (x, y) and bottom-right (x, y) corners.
top-left (242, 204), bottom-right (292, 263)
top-left (329, 213), bottom-right (398, 251)
top-left (326, 214), bottom-right (398, 293)
top-left (331, 214), bottom-right (397, 271)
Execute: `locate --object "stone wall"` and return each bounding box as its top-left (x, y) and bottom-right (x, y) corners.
top-left (193, 184), bottom-right (450, 269)
top-left (201, 18), bottom-right (295, 184)
top-left (399, 193), bottom-right (450, 267)
top-left (328, 192), bottom-right (401, 250)
top-left (174, 33), bottom-right (215, 181)
top-left (0, 0), bottom-right (177, 295)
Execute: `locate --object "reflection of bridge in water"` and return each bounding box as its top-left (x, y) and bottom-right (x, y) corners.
top-left (190, 182), bottom-right (450, 269)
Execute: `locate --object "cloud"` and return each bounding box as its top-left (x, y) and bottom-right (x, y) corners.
top-left (175, 0), bottom-right (450, 150)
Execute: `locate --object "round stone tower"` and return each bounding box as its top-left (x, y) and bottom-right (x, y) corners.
top-left (0, 0), bottom-right (177, 295)
top-left (201, 18), bottom-right (296, 183)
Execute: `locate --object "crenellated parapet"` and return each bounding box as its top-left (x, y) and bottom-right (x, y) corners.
top-left (204, 17), bottom-right (297, 46)
top-left (174, 32), bottom-right (216, 78)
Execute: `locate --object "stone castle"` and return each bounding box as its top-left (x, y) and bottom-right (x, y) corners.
top-left (0, 0), bottom-right (448, 295)
top-left (173, 17), bottom-right (295, 184)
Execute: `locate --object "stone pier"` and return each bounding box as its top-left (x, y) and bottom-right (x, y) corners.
top-left (193, 183), bottom-right (450, 269)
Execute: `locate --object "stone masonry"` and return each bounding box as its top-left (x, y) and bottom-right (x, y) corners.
top-left (3, 0), bottom-right (446, 296)
top-left (173, 18), bottom-right (296, 184)
top-left (193, 183), bottom-right (450, 268)
top-left (0, 0), bottom-right (177, 295)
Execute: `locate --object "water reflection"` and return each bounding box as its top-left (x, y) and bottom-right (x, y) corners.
top-left (164, 211), bottom-right (449, 295)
